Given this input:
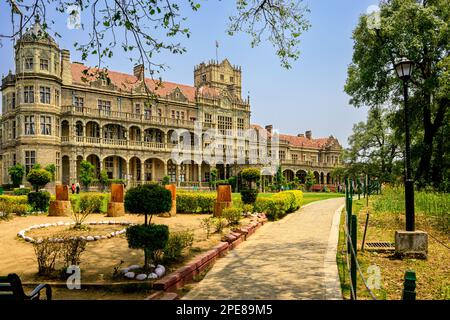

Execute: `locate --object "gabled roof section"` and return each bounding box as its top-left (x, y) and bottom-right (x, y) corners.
top-left (70, 63), bottom-right (218, 101)
top-left (250, 124), bottom-right (341, 150)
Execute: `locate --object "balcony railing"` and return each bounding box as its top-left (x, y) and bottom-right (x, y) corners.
top-left (281, 159), bottom-right (340, 168)
top-left (61, 105), bottom-right (199, 129)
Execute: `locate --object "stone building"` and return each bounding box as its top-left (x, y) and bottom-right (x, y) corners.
top-left (0, 20), bottom-right (342, 189)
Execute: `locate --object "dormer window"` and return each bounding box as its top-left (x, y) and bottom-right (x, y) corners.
top-left (25, 57), bottom-right (33, 70)
top-left (40, 59), bottom-right (49, 71)
top-left (101, 79), bottom-right (107, 86)
top-left (220, 74), bottom-right (224, 81)
top-left (230, 76), bottom-right (234, 83)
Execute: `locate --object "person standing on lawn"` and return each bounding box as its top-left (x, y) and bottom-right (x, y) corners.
top-left (76, 182), bottom-right (80, 194)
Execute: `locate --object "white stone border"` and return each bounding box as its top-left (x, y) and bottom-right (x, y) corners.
top-left (17, 220), bottom-right (136, 244)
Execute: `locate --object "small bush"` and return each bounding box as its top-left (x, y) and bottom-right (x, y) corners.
top-left (79, 193), bottom-right (105, 213)
top-left (13, 188), bottom-right (31, 196)
top-left (222, 207), bottom-right (242, 225)
top-left (26, 169), bottom-right (52, 191)
top-left (0, 202), bottom-right (12, 220)
top-left (125, 184), bottom-right (172, 219)
top-left (163, 230), bottom-right (194, 263)
top-left (212, 217), bottom-right (227, 233)
top-left (11, 203), bottom-right (30, 216)
top-left (242, 204), bottom-right (254, 214)
top-left (200, 217), bottom-right (214, 238)
top-left (28, 191), bottom-right (51, 212)
top-left (33, 238), bottom-right (62, 276)
top-left (126, 224), bottom-right (170, 261)
top-left (254, 190), bottom-right (303, 221)
top-left (60, 237), bottom-right (87, 269)
top-left (240, 188), bottom-right (259, 204)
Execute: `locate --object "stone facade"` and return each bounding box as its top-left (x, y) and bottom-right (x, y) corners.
top-left (0, 20), bottom-right (342, 189)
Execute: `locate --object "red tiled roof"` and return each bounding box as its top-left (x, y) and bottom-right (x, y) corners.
top-left (250, 124), bottom-right (339, 150)
top-left (70, 63), bottom-right (218, 101)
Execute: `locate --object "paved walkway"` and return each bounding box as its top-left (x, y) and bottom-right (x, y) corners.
top-left (184, 198), bottom-right (345, 300)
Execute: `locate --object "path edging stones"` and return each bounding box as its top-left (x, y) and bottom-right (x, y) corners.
top-left (150, 215), bottom-right (267, 296)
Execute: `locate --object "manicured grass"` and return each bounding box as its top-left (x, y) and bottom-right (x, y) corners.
top-left (302, 192), bottom-right (344, 205)
top-left (221, 191), bottom-right (343, 206)
top-left (337, 195), bottom-right (450, 300)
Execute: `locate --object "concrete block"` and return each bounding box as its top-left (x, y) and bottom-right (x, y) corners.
top-left (395, 230), bottom-right (428, 259)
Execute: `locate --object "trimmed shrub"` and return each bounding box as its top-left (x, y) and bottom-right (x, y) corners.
top-left (0, 195), bottom-right (28, 205)
top-left (254, 190), bottom-right (303, 221)
top-left (222, 207), bottom-right (242, 225)
top-left (26, 169), bottom-right (52, 191)
top-left (28, 191), bottom-right (51, 212)
top-left (125, 183), bottom-right (172, 224)
top-left (163, 230), bottom-right (194, 263)
top-left (126, 224), bottom-right (169, 262)
top-left (240, 188), bottom-right (258, 204)
top-left (13, 187), bottom-right (31, 196)
top-left (176, 192), bottom-right (215, 213)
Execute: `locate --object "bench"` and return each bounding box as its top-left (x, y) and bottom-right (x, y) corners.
top-left (0, 274), bottom-right (52, 300)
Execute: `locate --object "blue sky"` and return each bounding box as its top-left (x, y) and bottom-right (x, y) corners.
top-left (0, 0), bottom-right (377, 147)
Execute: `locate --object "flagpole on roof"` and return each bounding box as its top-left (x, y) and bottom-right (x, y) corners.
top-left (215, 40), bottom-right (219, 62)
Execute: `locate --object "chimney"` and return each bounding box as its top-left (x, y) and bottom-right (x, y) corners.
top-left (305, 130), bottom-right (312, 140)
top-left (265, 125), bottom-right (273, 134)
top-left (133, 64), bottom-right (144, 81)
top-left (61, 49), bottom-right (72, 85)
top-left (297, 133), bottom-right (305, 138)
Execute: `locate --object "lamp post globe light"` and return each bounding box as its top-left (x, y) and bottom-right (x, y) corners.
top-left (393, 57), bottom-right (428, 258)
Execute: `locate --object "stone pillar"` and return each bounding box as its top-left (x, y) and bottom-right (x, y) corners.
top-left (198, 164), bottom-right (202, 183)
top-left (141, 161), bottom-right (146, 183)
top-left (70, 157), bottom-right (77, 184)
top-left (186, 163), bottom-right (190, 182)
top-left (48, 185), bottom-right (71, 217)
top-left (176, 164), bottom-right (181, 186)
top-left (164, 184), bottom-right (177, 217)
top-left (214, 185), bottom-right (232, 217)
top-left (107, 183), bottom-right (125, 217)
top-left (152, 160), bottom-right (156, 182)
top-left (163, 161), bottom-right (168, 177)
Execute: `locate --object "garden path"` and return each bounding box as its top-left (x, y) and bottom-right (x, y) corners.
top-left (183, 197), bottom-right (345, 300)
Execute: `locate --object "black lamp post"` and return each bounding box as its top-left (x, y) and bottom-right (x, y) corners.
top-left (394, 57), bottom-right (415, 231)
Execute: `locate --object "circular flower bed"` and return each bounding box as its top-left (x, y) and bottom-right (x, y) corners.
top-left (17, 220), bottom-right (136, 243)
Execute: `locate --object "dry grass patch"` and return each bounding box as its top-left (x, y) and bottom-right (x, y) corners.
top-left (337, 197), bottom-right (450, 300)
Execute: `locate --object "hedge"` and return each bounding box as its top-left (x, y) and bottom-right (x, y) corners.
top-left (254, 190), bottom-right (303, 221)
top-left (0, 195), bottom-right (29, 205)
top-left (176, 192), bottom-right (216, 213)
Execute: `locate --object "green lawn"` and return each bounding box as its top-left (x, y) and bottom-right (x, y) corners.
top-left (302, 192), bottom-right (345, 205)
